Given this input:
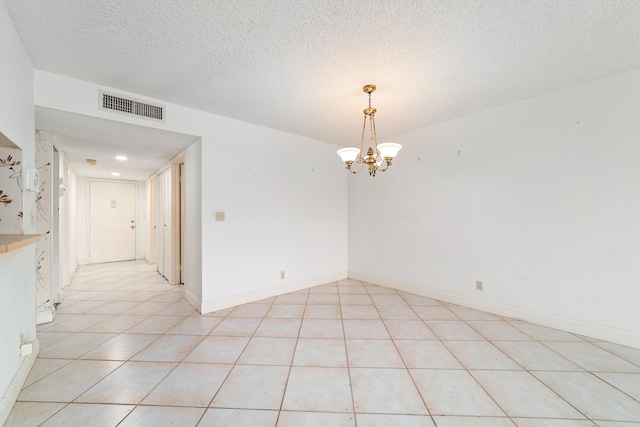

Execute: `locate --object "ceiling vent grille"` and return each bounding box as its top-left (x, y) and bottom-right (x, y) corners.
top-left (99, 91), bottom-right (165, 122)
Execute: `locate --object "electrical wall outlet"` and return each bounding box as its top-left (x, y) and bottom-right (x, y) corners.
top-left (280, 271), bottom-right (285, 280)
top-left (215, 211), bottom-right (225, 221)
top-left (476, 280), bottom-right (484, 291)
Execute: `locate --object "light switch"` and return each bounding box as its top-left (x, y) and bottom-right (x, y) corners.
top-left (215, 211), bottom-right (225, 221)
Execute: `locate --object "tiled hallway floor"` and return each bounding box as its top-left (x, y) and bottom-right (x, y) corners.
top-left (6, 261), bottom-right (640, 426)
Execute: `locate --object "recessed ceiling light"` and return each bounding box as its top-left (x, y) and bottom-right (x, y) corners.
top-left (115, 155), bottom-right (128, 161)
top-left (111, 172), bottom-right (120, 176)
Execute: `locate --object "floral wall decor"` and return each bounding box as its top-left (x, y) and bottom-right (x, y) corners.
top-left (0, 146), bottom-right (23, 234)
top-left (35, 131), bottom-right (53, 317)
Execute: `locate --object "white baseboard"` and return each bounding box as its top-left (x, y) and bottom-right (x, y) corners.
top-left (199, 271), bottom-right (348, 314)
top-left (0, 339), bottom-right (40, 426)
top-left (350, 271), bottom-right (640, 350)
top-left (183, 287), bottom-right (201, 313)
top-left (36, 309), bottom-right (54, 325)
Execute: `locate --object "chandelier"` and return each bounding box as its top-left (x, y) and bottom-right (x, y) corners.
top-left (337, 84), bottom-right (402, 176)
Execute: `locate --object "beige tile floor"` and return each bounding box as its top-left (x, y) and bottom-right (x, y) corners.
top-left (6, 260), bottom-right (640, 426)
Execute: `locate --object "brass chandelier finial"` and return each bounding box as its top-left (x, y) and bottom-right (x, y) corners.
top-left (337, 84), bottom-right (402, 176)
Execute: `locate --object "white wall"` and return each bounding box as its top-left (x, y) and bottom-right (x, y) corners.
top-left (0, 2), bottom-right (37, 423)
top-left (349, 68), bottom-right (640, 348)
top-left (35, 131), bottom-right (54, 321)
top-left (184, 140), bottom-right (202, 302)
top-left (34, 71), bottom-right (349, 312)
top-left (199, 125), bottom-right (347, 307)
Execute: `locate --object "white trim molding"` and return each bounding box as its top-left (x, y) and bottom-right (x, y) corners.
top-left (183, 287), bottom-right (201, 313)
top-left (198, 271), bottom-right (348, 314)
top-left (349, 271), bottom-right (640, 350)
top-left (36, 308), bottom-right (54, 325)
top-left (0, 339), bottom-right (40, 426)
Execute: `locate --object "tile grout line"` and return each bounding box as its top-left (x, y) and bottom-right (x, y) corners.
top-left (371, 282), bottom-right (439, 425)
top-left (336, 279), bottom-right (360, 426)
top-left (273, 286), bottom-right (310, 425)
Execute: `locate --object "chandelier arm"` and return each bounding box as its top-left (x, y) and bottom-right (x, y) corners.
top-left (371, 115), bottom-right (380, 157)
top-left (377, 160), bottom-right (390, 172)
top-left (349, 161), bottom-right (365, 174)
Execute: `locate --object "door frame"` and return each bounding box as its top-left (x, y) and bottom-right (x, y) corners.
top-left (170, 152), bottom-right (185, 285)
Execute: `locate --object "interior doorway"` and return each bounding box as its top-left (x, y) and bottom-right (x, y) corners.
top-left (88, 180), bottom-right (137, 264)
top-left (155, 154), bottom-right (185, 285)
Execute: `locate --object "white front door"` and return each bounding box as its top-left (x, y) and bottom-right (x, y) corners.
top-left (89, 180), bottom-right (137, 263)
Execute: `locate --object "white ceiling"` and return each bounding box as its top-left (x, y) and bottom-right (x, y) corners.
top-left (5, 0), bottom-right (640, 179)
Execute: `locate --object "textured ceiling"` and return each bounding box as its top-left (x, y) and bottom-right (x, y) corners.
top-left (4, 0), bottom-right (640, 178)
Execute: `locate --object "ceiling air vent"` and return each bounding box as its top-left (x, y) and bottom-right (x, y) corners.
top-left (99, 91), bottom-right (165, 122)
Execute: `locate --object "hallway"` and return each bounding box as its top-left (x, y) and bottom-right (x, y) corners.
top-left (6, 261), bottom-right (640, 426)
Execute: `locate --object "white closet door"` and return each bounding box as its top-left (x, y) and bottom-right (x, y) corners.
top-left (157, 169), bottom-right (172, 279)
